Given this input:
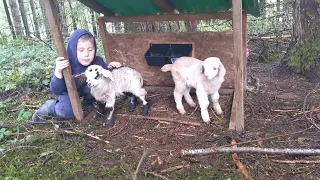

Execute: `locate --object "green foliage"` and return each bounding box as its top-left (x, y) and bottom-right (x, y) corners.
top-left (16, 109), bottom-right (33, 122)
top-left (287, 34), bottom-right (320, 74)
top-left (0, 39), bottom-right (56, 93)
top-left (0, 128), bottom-right (12, 141)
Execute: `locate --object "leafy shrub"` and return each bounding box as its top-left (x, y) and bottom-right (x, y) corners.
top-left (0, 39), bottom-right (56, 93)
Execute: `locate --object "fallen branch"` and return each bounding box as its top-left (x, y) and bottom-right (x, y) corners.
top-left (231, 139), bottom-right (253, 180)
top-left (181, 146), bottom-right (320, 156)
top-left (12, 129), bottom-right (109, 144)
top-left (223, 126), bottom-right (312, 147)
top-left (133, 149), bottom-right (147, 180)
top-left (303, 83), bottom-right (320, 131)
top-left (0, 120), bottom-right (73, 128)
top-left (63, 160), bottom-right (118, 166)
top-left (160, 164), bottom-right (190, 173)
top-left (145, 171), bottom-right (169, 180)
top-left (117, 114), bottom-right (201, 127)
top-left (270, 159), bottom-right (320, 164)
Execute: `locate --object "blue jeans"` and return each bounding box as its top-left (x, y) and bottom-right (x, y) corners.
top-left (32, 92), bottom-right (95, 122)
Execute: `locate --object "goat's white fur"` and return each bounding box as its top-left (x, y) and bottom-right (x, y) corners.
top-left (161, 57), bottom-right (226, 123)
top-left (85, 65), bottom-right (148, 120)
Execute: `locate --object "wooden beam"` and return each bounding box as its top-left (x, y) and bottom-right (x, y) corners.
top-left (43, 0), bottom-right (83, 122)
top-left (153, 0), bottom-right (175, 13)
top-left (97, 17), bottom-right (112, 64)
top-left (101, 12), bottom-right (232, 23)
top-left (229, 0), bottom-right (244, 132)
top-left (77, 0), bottom-right (114, 16)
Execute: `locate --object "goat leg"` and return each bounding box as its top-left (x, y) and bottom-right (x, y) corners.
top-left (129, 95), bottom-right (137, 112)
top-left (104, 106), bottom-right (115, 128)
top-left (143, 103), bottom-right (149, 116)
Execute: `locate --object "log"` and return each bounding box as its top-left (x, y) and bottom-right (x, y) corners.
top-left (181, 147), bottom-right (320, 156)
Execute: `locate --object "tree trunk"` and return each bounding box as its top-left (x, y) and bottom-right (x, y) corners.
top-left (90, 9), bottom-right (97, 36)
top-left (280, 0), bottom-right (320, 80)
top-left (9, 0), bottom-right (24, 36)
top-left (39, 0), bottom-right (51, 39)
top-left (260, 0), bottom-right (266, 18)
top-left (185, 20), bottom-right (197, 32)
top-left (17, 0), bottom-right (30, 37)
top-left (55, 0), bottom-right (68, 37)
top-left (68, 0), bottom-right (77, 31)
top-left (3, 0), bottom-right (16, 39)
top-left (29, 0), bottom-right (40, 38)
top-left (277, 0), bottom-right (281, 12)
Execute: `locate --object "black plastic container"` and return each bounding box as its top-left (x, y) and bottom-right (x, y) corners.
top-left (144, 44), bottom-right (193, 66)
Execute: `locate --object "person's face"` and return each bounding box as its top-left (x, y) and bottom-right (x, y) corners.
top-left (77, 40), bottom-right (95, 66)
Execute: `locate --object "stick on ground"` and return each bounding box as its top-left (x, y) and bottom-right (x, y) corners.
top-left (117, 114), bottom-right (201, 127)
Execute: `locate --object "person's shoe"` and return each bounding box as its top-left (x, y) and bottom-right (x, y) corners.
top-left (32, 100), bottom-right (57, 122)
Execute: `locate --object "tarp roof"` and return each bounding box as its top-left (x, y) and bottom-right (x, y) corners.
top-left (78, 0), bottom-right (260, 18)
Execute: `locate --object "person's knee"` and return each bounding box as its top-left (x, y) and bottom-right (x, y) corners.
top-left (55, 104), bottom-right (74, 119)
top-left (55, 95), bottom-right (75, 119)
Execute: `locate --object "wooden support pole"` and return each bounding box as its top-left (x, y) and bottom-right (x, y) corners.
top-left (43, 0), bottom-right (83, 122)
top-left (242, 12), bottom-right (248, 90)
top-left (229, 0), bottom-right (244, 132)
top-left (97, 17), bottom-right (112, 64)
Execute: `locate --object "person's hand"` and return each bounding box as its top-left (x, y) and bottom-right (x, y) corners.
top-left (108, 61), bottom-right (122, 69)
top-left (54, 57), bottom-right (69, 79)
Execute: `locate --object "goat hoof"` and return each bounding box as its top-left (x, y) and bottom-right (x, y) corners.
top-left (178, 109), bottom-right (186, 114)
top-left (129, 102), bottom-right (136, 112)
top-left (105, 117), bottom-right (116, 128)
top-left (142, 103), bottom-right (149, 116)
top-left (203, 118), bottom-right (211, 124)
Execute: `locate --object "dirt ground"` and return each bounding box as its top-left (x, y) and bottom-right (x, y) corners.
top-left (74, 61), bottom-right (319, 179)
top-left (1, 62), bottom-right (320, 179)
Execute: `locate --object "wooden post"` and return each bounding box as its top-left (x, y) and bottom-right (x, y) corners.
top-left (97, 17), bottom-right (112, 64)
top-left (229, 0), bottom-right (244, 132)
top-left (43, 0), bottom-right (83, 122)
top-left (243, 11), bottom-right (248, 90)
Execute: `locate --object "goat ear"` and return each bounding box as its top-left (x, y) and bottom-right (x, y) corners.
top-left (100, 69), bottom-right (114, 81)
top-left (218, 61), bottom-right (226, 82)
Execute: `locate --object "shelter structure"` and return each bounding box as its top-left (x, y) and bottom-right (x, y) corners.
top-left (43, 0), bottom-right (260, 132)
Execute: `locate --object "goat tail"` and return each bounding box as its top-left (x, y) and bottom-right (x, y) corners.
top-left (161, 64), bottom-right (173, 72)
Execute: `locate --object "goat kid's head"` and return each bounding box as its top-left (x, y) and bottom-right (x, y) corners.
top-left (85, 65), bottom-right (114, 88)
top-left (202, 57), bottom-right (226, 81)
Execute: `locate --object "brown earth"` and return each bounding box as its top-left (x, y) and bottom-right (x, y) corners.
top-left (79, 61), bottom-right (320, 179)
top-left (2, 61), bottom-right (319, 179)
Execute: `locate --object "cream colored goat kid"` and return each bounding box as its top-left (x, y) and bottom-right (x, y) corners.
top-left (161, 57), bottom-right (226, 123)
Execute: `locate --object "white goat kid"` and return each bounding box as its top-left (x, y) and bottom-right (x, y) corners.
top-left (161, 57), bottom-right (226, 123)
top-left (85, 65), bottom-right (149, 127)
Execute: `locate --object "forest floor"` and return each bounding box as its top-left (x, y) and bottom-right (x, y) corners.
top-left (0, 61), bottom-right (320, 180)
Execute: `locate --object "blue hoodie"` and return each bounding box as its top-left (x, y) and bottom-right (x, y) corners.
top-left (50, 29), bottom-right (108, 96)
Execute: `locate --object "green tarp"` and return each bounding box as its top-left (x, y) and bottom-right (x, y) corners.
top-left (94, 0), bottom-right (260, 17)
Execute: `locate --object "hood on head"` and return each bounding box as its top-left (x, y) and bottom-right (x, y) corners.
top-left (67, 29), bottom-right (97, 74)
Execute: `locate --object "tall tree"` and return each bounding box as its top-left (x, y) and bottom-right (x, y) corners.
top-left (3, 0), bottom-right (16, 39)
top-left (54, 0), bottom-right (68, 37)
top-left (90, 9), bottom-right (97, 36)
top-left (68, 0), bottom-right (77, 31)
top-left (29, 0), bottom-right (40, 38)
top-left (17, 0), bottom-right (30, 37)
top-left (185, 21), bottom-right (197, 32)
top-left (39, 0), bottom-right (51, 38)
top-left (280, 0), bottom-right (320, 80)
top-left (9, 0), bottom-right (24, 36)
